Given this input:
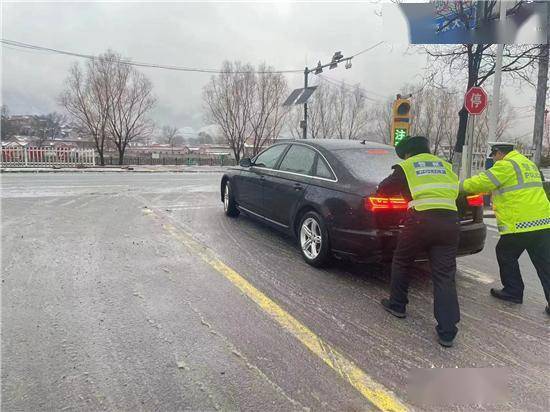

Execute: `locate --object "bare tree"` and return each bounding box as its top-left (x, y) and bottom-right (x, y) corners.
top-left (286, 107), bottom-right (303, 139)
top-left (422, 0), bottom-right (539, 170)
top-left (307, 82), bottom-right (337, 139)
top-left (248, 64), bottom-right (288, 156)
top-left (1, 105), bottom-right (14, 140)
top-left (332, 82), bottom-right (369, 140)
top-left (203, 61), bottom-right (262, 162)
top-left (402, 79), bottom-right (516, 161)
top-left (405, 84), bottom-right (461, 157)
top-left (42, 112), bottom-right (67, 139)
top-left (369, 98), bottom-right (393, 144)
top-left (104, 53), bottom-right (156, 165)
top-left (59, 61), bottom-right (111, 165)
top-left (285, 80), bottom-right (369, 140)
top-left (471, 93), bottom-right (516, 162)
top-left (60, 51), bottom-right (156, 165)
top-left (162, 125), bottom-right (182, 152)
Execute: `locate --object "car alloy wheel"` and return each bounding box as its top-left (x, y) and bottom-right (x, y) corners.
top-left (300, 217), bottom-right (322, 260)
top-left (223, 181), bottom-right (239, 217)
top-left (224, 184), bottom-right (230, 212)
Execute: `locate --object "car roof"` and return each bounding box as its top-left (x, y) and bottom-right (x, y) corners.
top-left (278, 139), bottom-right (393, 151)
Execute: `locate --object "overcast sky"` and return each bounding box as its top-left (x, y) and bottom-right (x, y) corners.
top-left (1, 1), bottom-right (539, 139)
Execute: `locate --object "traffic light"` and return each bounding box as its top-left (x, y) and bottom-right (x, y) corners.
top-left (390, 95), bottom-right (412, 146)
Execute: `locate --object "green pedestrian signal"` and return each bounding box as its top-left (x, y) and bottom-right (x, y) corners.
top-left (391, 95), bottom-right (412, 146)
top-left (394, 128), bottom-right (408, 146)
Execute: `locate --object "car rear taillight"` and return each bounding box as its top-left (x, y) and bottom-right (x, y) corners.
top-left (365, 196), bottom-right (409, 212)
top-left (466, 195), bottom-right (484, 207)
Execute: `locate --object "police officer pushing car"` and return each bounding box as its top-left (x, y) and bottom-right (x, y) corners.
top-left (461, 143), bottom-right (550, 315)
top-left (378, 136), bottom-right (461, 348)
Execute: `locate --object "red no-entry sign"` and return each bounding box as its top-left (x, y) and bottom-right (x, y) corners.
top-left (464, 86), bottom-right (488, 115)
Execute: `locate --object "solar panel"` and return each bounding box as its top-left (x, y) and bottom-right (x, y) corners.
top-left (282, 88), bottom-right (304, 106)
top-left (294, 86), bottom-right (318, 105)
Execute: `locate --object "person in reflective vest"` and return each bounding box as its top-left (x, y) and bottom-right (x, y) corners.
top-left (461, 143), bottom-right (550, 316)
top-left (378, 136), bottom-right (461, 347)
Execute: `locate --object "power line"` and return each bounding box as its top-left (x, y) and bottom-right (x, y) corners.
top-left (0, 38), bottom-right (303, 74)
top-left (315, 75), bottom-right (386, 103)
top-left (318, 74), bottom-right (388, 99)
top-left (2, 38), bottom-right (387, 77)
top-left (349, 41), bottom-right (385, 58)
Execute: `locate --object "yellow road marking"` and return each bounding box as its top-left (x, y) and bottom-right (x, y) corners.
top-left (142, 207), bottom-right (154, 216)
top-left (161, 222), bottom-right (407, 412)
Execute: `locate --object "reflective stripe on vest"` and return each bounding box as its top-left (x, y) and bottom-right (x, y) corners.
top-left (484, 169), bottom-right (501, 187)
top-left (410, 183), bottom-right (458, 196)
top-left (400, 153), bottom-right (459, 211)
top-left (506, 159), bottom-right (524, 184)
top-left (515, 217), bottom-right (550, 230)
top-left (488, 151), bottom-right (550, 234)
top-left (408, 198), bottom-right (456, 209)
top-left (495, 181), bottom-right (543, 195)
top-left (492, 158), bottom-right (542, 195)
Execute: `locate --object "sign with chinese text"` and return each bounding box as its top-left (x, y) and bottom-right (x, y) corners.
top-left (464, 87), bottom-right (488, 115)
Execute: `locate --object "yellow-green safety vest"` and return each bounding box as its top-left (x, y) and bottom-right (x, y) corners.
top-left (461, 150), bottom-right (550, 234)
top-left (399, 153), bottom-right (459, 211)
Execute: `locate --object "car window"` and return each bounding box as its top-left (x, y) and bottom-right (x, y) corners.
top-left (278, 145), bottom-right (316, 176)
top-left (315, 156), bottom-right (335, 180)
top-left (254, 144), bottom-right (287, 169)
top-left (332, 148), bottom-right (400, 182)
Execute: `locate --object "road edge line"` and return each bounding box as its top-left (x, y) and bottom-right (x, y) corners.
top-left (160, 221), bottom-right (408, 412)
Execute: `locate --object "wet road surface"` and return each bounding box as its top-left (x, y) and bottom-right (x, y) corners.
top-left (1, 172), bottom-right (549, 411)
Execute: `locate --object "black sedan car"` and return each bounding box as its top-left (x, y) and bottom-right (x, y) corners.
top-left (220, 140), bottom-right (486, 267)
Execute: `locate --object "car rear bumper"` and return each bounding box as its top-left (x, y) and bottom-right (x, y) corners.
top-left (331, 222), bottom-right (487, 263)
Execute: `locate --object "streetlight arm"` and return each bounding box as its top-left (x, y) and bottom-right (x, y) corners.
top-left (306, 57), bottom-right (353, 74)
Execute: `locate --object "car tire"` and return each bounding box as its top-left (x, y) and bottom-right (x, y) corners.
top-left (298, 211), bottom-right (330, 267)
top-left (223, 181), bottom-right (239, 217)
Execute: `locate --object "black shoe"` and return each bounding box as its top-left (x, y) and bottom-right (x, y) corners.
top-left (381, 298), bottom-right (406, 318)
top-left (490, 288), bottom-right (523, 304)
top-left (438, 336), bottom-right (454, 348)
top-left (545, 305), bottom-right (550, 316)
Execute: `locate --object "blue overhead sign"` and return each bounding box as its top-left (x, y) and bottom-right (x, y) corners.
top-left (392, 1), bottom-right (547, 45)
top-left (433, 6), bottom-right (476, 43)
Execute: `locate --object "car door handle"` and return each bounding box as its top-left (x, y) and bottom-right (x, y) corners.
top-left (294, 183), bottom-right (303, 191)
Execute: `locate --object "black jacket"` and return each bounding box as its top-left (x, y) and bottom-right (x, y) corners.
top-left (377, 164), bottom-right (412, 200)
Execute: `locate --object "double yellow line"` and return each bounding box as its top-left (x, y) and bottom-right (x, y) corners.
top-left (156, 214), bottom-right (407, 412)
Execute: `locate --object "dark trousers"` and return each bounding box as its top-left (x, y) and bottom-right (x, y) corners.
top-left (496, 229), bottom-right (550, 303)
top-left (389, 210), bottom-right (460, 340)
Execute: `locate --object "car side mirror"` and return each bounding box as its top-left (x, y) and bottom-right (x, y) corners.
top-left (240, 157), bottom-right (252, 168)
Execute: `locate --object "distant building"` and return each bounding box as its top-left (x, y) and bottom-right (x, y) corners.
top-left (1, 136), bottom-right (28, 148)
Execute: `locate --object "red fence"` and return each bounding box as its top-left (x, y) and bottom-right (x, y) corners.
top-left (1, 147), bottom-right (96, 167)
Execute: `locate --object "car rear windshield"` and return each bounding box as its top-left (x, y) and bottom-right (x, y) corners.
top-left (332, 147), bottom-right (400, 182)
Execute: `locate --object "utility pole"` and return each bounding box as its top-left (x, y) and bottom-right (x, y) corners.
top-left (301, 51), bottom-right (353, 139)
top-left (488, 0), bottom-right (507, 144)
top-left (303, 67), bottom-right (308, 140)
top-left (532, 1), bottom-right (550, 166)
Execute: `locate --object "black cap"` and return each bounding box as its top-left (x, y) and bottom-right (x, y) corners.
top-left (489, 143), bottom-right (514, 157)
top-left (395, 136), bottom-right (430, 159)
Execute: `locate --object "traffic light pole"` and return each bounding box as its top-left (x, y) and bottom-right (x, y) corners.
top-left (301, 52), bottom-right (353, 140)
top-left (303, 67), bottom-right (308, 140)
